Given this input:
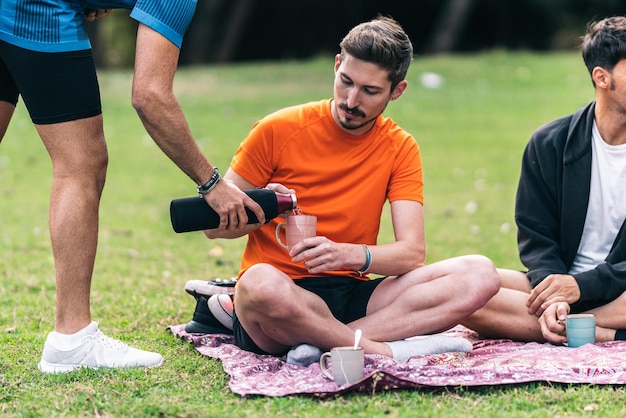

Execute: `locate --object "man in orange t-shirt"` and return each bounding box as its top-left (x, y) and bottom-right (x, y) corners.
top-left (203, 16), bottom-right (500, 364)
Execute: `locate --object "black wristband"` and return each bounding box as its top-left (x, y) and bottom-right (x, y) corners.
top-left (197, 167), bottom-right (220, 195)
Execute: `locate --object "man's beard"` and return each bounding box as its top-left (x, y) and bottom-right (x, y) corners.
top-left (337, 102), bottom-right (378, 131)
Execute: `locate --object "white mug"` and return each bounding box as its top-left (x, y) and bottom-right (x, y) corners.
top-left (319, 346), bottom-right (364, 386)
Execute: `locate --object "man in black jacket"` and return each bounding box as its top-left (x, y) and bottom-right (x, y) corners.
top-left (463, 16), bottom-right (626, 345)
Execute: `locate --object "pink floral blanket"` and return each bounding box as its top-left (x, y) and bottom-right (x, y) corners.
top-left (168, 324), bottom-right (626, 397)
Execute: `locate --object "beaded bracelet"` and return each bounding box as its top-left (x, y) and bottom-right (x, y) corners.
top-left (197, 167), bottom-right (221, 195)
top-left (357, 244), bottom-right (372, 276)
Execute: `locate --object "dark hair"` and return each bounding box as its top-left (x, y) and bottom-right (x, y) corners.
top-left (581, 16), bottom-right (626, 85)
top-left (339, 16), bottom-right (413, 91)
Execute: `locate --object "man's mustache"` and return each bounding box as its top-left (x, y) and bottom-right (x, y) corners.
top-left (338, 103), bottom-right (365, 118)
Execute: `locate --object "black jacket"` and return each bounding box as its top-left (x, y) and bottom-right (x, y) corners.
top-left (516, 102), bottom-right (626, 312)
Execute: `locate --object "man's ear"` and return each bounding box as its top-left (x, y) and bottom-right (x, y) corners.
top-left (334, 54), bottom-right (342, 73)
top-left (390, 80), bottom-right (408, 100)
top-left (592, 66), bottom-right (610, 89)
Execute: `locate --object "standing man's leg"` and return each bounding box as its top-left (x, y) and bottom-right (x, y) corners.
top-left (37, 118), bottom-right (165, 372)
top-left (36, 116), bottom-right (107, 335)
top-left (0, 43), bottom-right (162, 372)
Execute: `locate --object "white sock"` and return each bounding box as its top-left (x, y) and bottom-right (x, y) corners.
top-left (386, 335), bottom-right (473, 361)
top-left (51, 321), bottom-right (99, 347)
top-left (286, 344), bottom-right (323, 367)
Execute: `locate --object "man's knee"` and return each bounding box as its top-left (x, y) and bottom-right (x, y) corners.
top-left (236, 263), bottom-right (292, 304)
top-left (236, 264), bottom-right (302, 321)
top-left (453, 255), bottom-right (500, 310)
top-left (461, 255), bottom-right (500, 291)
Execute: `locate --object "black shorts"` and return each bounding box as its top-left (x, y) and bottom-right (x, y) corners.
top-left (232, 276), bottom-right (385, 355)
top-left (0, 40), bottom-right (101, 124)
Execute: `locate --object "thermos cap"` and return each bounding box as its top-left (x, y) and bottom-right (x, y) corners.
top-left (275, 192), bottom-right (297, 212)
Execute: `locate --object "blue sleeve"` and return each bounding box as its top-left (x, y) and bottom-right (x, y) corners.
top-left (131, 0), bottom-right (197, 48)
top-left (81, 0), bottom-right (195, 48)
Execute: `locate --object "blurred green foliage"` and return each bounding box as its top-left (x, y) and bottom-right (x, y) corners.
top-left (89, 0), bottom-right (626, 68)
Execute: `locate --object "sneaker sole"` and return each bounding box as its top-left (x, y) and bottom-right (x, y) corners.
top-left (184, 279), bottom-right (236, 297)
top-left (184, 320), bottom-right (231, 335)
top-left (207, 294), bottom-right (234, 330)
top-left (38, 357), bottom-right (164, 374)
top-left (38, 359), bottom-right (82, 374)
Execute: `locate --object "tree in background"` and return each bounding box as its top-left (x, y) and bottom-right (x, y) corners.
top-left (90, 0), bottom-right (626, 68)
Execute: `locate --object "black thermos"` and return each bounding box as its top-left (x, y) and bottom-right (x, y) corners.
top-left (170, 189), bottom-right (297, 233)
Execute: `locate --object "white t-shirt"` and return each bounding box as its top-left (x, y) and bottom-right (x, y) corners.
top-left (570, 122), bottom-right (626, 274)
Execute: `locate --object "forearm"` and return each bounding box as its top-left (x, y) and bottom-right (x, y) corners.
top-left (364, 241), bottom-right (425, 276)
top-left (132, 24), bottom-right (214, 186)
top-left (135, 95), bottom-right (213, 185)
top-left (203, 223), bottom-right (261, 240)
top-left (368, 199), bottom-right (425, 276)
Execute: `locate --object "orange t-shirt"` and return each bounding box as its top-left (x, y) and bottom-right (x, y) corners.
top-left (230, 99), bottom-right (423, 280)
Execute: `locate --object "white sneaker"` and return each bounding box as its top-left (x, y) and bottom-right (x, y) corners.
top-left (207, 294), bottom-right (234, 331)
top-left (38, 322), bottom-right (163, 373)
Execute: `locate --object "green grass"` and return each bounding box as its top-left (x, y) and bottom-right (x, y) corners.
top-left (2, 52), bottom-right (624, 416)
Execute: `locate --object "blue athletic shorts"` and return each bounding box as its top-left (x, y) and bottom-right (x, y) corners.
top-left (0, 40), bottom-right (101, 124)
top-left (232, 276), bottom-right (385, 355)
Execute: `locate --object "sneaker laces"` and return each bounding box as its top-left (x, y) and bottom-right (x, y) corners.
top-left (90, 330), bottom-right (130, 352)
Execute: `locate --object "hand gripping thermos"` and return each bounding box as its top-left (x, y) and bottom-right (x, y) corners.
top-left (170, 188), bottom-right (297, 233)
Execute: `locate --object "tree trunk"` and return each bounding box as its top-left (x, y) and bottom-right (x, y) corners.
top-left (181, 0), bottom-right (224, 64)
top-left (215, 0), bottom-right (256, 63)
top-left (425, 0), bottom-right (477, 54)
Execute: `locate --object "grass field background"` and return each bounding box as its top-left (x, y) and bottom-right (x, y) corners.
top-left (2, 52), bottom-right (624, 417)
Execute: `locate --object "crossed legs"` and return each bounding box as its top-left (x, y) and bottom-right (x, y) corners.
top-left (461, 268), bottom-right (623, 343)
top-left (234, 255), bottom-right (500, 357)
